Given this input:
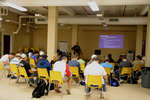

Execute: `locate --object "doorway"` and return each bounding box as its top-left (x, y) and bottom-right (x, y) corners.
top-left (3, 35), bottom-right (11, 55)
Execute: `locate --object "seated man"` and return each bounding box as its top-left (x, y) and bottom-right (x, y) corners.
top-left (10, 53), bottom-right (22, 65)
top-left (132, 55), bottom-right (144, 69)
top-left (68, 55), bottom-right (81, 82)
top-left (37, 54), bottom-right (52, 74)
top-left (53, 56), bottom-right (72, 95)
top-left (0, 53), bottom-right (15, 77)
top-left (101, 59), bottom-right (113, 73)
top-left (119, 56), bottom-right (131, 69)
top-left (84, 57), bottom-right (107, 98)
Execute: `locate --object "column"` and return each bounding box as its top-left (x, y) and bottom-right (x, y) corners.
top-left (145, 6), bottom-right (150, 67)
top-left (72, 24), bottom-right (78, 47)
top-left (136, 25), bottom-right (143, 56)
top-left (47, 6), bottom-right (58, 61)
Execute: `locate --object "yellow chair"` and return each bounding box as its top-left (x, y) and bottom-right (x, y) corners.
top-left (110, 63), bottom-right (115, 72)
top-left (87, 75), bottom-right (102, 88)
top-left (37, 68), bottom-right (49, 79)
top-left (49, 71), bottom-right (63, 84)
top-left (18, 67), bottom-right (32, 79)
top-left (80, 64), bottom-right (85, 72)
top-left (120, 67), bottom-right (132, 75)
top-left (134, 64), bottom-right (143, 72)
top-left (10, 64), bottom-right (19, 76)
top-left (0, 63), bottom-right (4, 71)
top-left (70, 67), bottom-right (79, 78)
top-left (29, 58), bottom-right (37, 68)
top-left (104, 68), bottom-right (111, 76)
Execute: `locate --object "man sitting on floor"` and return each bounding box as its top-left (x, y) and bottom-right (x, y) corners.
top-left (84, 56), bottom-right (107, 99)
top-left (53, 56), bottom-right (72, 95)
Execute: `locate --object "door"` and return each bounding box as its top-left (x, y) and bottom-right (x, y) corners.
top-left (3, 35), bottom-right (10, 54)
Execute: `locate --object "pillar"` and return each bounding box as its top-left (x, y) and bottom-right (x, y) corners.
top-left (145, 6), bottom-right (150, 67)
top-left (72, 24), bottom-right (78, 47)
top-left (136, 25), bottom-right (143, 56)
top-left (47, 6), bottom-right (58, 61)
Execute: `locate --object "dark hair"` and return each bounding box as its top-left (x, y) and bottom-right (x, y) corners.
top-left (93, 57), bottom-right (100, 61)
top-left (137, 55), bottom-right (142, 60)
top-left (108, 54), bottom-right (112, 58)
top-left (61, 56), bottom-right (67, 60)
top-left (34, 51), bottom-right (39, 54)
top-left (9, 53), bottom-right (15, 56)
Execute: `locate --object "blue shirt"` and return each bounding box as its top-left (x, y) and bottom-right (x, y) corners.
top-left (68, 60), bottom-right (81, 72)
top-left (101, 62), bottom-right (113, 70)
top-left (31, 55), bottom-right (39, 65)
top-left (37, 59), bottom-right (52, 74)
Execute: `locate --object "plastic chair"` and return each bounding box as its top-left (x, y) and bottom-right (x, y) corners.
top-left (87, 75), bottom-right (103, 88)
top-left (110, 63), bottom-right (115, 72)
top-left (120, 67), bottom-right (132, 75)
top-left (37, 68), bottom-right (49, 79)
top-left (29, 58), bottom-right (37, 68)
top-left (10, 64), bottom-right (19, 76)
top-left (80, 64), bottom-right (85, 72)
top-left (49, 71), bottom-right (63, 84)
top-left (0, 63), bottom-right (4, 71)
top-left (70, 67), bottom-right (79, 78)
top-left (134, 64), bottom-right (143, 72)
top-left (104, 68), bottom-right (111, 76)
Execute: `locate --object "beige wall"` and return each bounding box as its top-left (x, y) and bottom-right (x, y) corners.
top-left (0, 11), bottom-right (32, 53)
top-left (31, 25), bottom-right (138, 60)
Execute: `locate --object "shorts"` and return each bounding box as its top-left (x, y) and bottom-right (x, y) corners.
top-left (2, 64), bottom-right (10, 69)
top-left (64, 76), bottom-right (72, 82)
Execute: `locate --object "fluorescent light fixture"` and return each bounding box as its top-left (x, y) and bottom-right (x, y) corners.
top-left (88, 0), bottom-right (99, 12)
top-left (97, 13), bottom-right (103, 17)
top-left (1, 2), bottom-right (27, 12)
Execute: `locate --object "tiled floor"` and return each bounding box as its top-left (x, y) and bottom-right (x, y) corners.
top-left (0, 76), bottom-right (150, 100)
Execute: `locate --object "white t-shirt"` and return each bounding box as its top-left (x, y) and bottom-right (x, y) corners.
top-left (84, 61), bottom-right (107, 84)
top-left (53, 61), bottom-right (66, 78)
top-left (0, 54), bottom-right (9, 64)
top-left (10, 57), bottom-right (21, 65)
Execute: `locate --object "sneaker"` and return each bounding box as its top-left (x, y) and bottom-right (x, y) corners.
top-left (55, 89), bottom-right (62, 93)
top-left (7, 74), bottom-right (11, 78)
top-left (66, 89), bottom-right (71, 95)
top-left (11, 76), bottom-right (17, 79)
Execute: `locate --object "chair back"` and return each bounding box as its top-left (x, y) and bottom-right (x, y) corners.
top-left (10, 64), bottom-right (19, 75)
top-left (104, 67), bottom-right (111, 75)
top-left (49, 71), bottom-right (63, 84)
top-left (87, 75), bottom-right (102, 88)
top-left (0, 63), bottom-right (4, 71)
top-left (18, 67), bottom-right (29, 78)
top-left (110, 63), bottom-right (115, 72)
top-left (29, 58), bottom-right (37, 68)
top-left (80, 64), bottom-right (85, 72)
top-left (120, 67), bottom-right (132, 75)
top-left (37, 68), bottom-right (49, 79)
top-left (70, 66), bottom-right (79, 78)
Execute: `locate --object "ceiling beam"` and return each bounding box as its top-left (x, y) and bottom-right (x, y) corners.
top-left (140, 6), bottom-right (149, 15)
top-left (5, 0), bottom-right (150, 6)
top-left (59, 7), bottom-right (75, 16)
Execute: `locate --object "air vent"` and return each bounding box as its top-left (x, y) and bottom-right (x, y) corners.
top-left (109, 18), bottom-right (119, 22)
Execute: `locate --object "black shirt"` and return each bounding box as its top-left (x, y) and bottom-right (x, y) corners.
top-left (20, 60), bottom-right (32, 76)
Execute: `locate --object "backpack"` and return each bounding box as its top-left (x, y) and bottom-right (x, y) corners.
top-left (32, 79), bottom-right (47, 98)
top-left (110, 78), bottom-right (120, 87)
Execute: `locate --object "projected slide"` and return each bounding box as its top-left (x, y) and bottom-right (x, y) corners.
top-left (99, 35), bottom-right (124, 48)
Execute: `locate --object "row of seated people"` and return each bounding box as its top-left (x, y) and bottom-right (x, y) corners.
top-left (0, 51), bottom-right (144, 98)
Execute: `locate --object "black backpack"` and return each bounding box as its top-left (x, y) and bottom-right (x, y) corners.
top-left (32, 79), bottom-right (47, 98)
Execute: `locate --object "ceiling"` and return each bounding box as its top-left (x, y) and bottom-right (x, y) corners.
top-left (5, 0), bottom-right (150, 6)
top-left (25, 5), bottom-right (147, 17)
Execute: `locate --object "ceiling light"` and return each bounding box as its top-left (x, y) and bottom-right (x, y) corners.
top-left (97, 13), bottom-right (103, 17)
top-left (0, 17), bottom-right (3, 21)
top-left (1, 1), bottom-right (28, 12)
top-left (88, 0), bottom-right (99, 12)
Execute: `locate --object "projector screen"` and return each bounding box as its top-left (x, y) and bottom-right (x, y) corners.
top-left (99, 35), bottom-right (124, 48)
